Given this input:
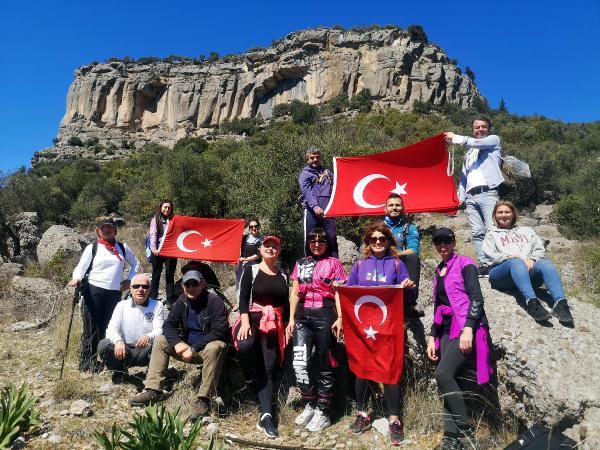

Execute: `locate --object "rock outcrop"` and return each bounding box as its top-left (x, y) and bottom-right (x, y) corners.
top-left (36, 225), bottom-right (84, 266)
top-left (33, 27), bottom-right (481, 164)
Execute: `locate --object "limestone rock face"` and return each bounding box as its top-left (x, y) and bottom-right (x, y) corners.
top-left (33, 27), bottom-right (481, 164)
top-left (36, 225), bottom-right (84, 266)
top-left (12, 212), bottom-right (40, 263)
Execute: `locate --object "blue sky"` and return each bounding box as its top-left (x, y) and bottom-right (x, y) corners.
top-left (1, 0), bottom-right (598, 172)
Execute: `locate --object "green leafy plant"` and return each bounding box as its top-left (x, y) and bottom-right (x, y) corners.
top-left (95, 405), bottom-right (202, 450)
top-left (0, 384), bottom-right (41, 448)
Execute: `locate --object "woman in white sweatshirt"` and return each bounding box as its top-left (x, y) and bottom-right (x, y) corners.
top-left (482, 201), bottom-right (573, 326)
top-left (69, 217), bottom-right (140, 372)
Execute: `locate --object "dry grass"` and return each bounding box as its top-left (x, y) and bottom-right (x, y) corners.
top-left (572, 240), bottom-right (600, 307)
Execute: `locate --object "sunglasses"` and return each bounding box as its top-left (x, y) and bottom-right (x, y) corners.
top-left (369, 236), bottom-right (388, 245)
top-left (309, 239), bottom-right (327, 244)
top-left (249, 225), bottom-right (260, 229)
top-left (433, 238), bottom-right (454, 245)
top-left (184, 280), bottom-right (201, 288)
top-left (131, 284), bottom-right (150, 290)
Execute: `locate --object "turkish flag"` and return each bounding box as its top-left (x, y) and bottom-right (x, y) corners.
top-left (324, 134), bottom-right (458, 217)
top-left (339, 286), bottom-right (404, 384)
top-left (158, 215), bottom-right (245, 262)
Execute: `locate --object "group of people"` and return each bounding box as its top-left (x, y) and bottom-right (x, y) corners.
top-left (66, 117), bottom-right (575, 450)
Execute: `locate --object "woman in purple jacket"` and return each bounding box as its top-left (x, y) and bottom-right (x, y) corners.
top-left (426, 227), bottom-right (492, 450)
top-left (346, 220), bottom-right (415, 446)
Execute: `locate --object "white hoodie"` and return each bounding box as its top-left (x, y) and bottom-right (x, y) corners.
top-left (482, 225), bottom-right (546, 268)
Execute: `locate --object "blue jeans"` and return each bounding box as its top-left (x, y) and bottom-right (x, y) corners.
top-left (489, 258), bottom-right (566, 304)
top-left (465, 189), bottom-right (499, 266)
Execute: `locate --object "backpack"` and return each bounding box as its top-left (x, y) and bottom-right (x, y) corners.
top-left (504, 425), bottom-right (576, 450)
top-left (144, 236), bottom-right (152, 262)
top-left (237, 264), bottom-right (288, 307)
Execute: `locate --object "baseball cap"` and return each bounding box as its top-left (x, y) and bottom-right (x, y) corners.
top-left (97, 218), bottom-right (117, 228)
top-left (432, 227), bottom-right (456, 242)
top-left (182, 270), bottom-right (204, 284)
top-left (262, 235), bottom-right (282, 246)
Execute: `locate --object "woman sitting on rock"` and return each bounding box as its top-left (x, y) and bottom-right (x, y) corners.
top-left (346, 220), bottom-right (415, 446)
top-left (286, 227), bottom-right (346, 433)
top-left (69, 217), bottom-right (140, 372)
top-left (232, 235), bottom-right (289, 439)
top-left (482, 200), bottom-right (574, 326)
top-left (426, 227), bottom-right (492, 450)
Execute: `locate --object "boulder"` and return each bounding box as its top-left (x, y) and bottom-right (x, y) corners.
top-left (5, 276), bottom-right (65, 323)
top-left (0, 262), bottom-right (24, 281)
top-left (337, 235), bottom-right (360, 269)
top-left (12, 212), bottom-right (40, 263)
top-left (532, 204), bottom-right (554, 224)
top-left (36, 225), bottom-right (83, 266)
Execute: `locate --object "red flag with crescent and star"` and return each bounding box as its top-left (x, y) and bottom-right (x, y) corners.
top-left (339, 285), bottom-right (404, 384)
top-left (158, 215), bottom-right (245, 262)
top-left (324, 134), bottom-right (458, 217)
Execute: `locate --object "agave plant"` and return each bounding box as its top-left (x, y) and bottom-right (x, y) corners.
top-left (95, 405), bottom-right (205, 450)
top-left (0, 384), bottom-right (41, 448)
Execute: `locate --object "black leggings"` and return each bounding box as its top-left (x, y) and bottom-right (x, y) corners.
top-left (234, 314), bottom-right (280, 415)
top-left (150, 255), bottom-right (177, 302)
top-left (355, 378), bottom-right (402, 416)
top-left (80, 283), bottom-right (121, 371)
top-left (435, 334), bottom-right (470, 435)
top-left (293, 306), bottom-right (336, 412)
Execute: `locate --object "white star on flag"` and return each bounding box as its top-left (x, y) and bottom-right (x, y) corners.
top-left (364, 326), bottom-right (378, 340)
top-left (390, 181), bottom-right (407, 195)
top-left (201, 238), bottom-right (213, 248)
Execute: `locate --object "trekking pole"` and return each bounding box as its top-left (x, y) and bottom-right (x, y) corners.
top-left (59, 285), bottom-right (81, 379)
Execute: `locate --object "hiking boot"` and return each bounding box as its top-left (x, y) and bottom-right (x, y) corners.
top-left (295, 403), bottom-right (315, 426)
top-left (388, 419), bottom-right (404, 446)
top-left (439, 435), bottom-right (463, 450)
top-left (526, 298), bottom-right (552, 322)
top-left (188, 397), bottom-right (210, 422)
top-left (552, 300), bottom-right (574, 326)
top-left (111, 371), bottom-right (127, 384)
top-left (348, 413), bottom-right (372, 434)
top-left (405, 304), bottom-right (425, 319)
top-left (477, 266), bottom-right (489, 278)
top-left (129, 389), bottom-right (162, 406)
top-left (458, 427), bottom-right (477, 450)
top-left (257, 413), bottom-right (278, 438)
top-left (306, 409), bottom-right (331, 432)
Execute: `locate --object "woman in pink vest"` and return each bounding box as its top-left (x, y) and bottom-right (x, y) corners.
top-left (426, 227), bottom-right (493, 450)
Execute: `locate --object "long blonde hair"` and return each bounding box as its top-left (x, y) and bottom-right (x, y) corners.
top-left (492, 200), bottom-right (519, 228)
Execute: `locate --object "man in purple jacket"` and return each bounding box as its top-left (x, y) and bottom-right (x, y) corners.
top-left (298, 147), bottom-right (338, 257)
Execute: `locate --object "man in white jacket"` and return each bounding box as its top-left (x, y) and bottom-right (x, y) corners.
top-left (97, 274), bottom-right (165, 383)
top-left (445, 117), bottom-right (504, 277)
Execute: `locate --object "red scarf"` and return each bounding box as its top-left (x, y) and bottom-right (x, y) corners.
top-left (98, 238), bottom-right (123, 261)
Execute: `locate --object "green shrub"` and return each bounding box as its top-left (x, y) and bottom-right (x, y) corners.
top-left (95, 405), bottom-right (202, 450)
top-left (290, 100), bottom-right (319, 125)
top-left (272, 103), bottom-right (292, 118)
top-left (173, 137), bottom-right (208, 154)
top-left (221, 117), bottom-right (260, 136)
top-left (84, 137), bottom-right (99, 147)
top-left (407, 24), bottom-right (428, 43)
top-left (67, 136), bottom-right (84, 147)
top-left (349, 89), bottom-right (373, 112)
top-left (0, 384), bottom-right (41, 448)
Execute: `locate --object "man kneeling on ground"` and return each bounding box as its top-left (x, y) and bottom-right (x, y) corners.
top-left (129, 270), bottom-right (229, 421)
top-left (98, 273), bottom-right (165, 384)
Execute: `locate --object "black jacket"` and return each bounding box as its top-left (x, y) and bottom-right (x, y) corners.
top-left (163, 289), bottom-right (230, 352)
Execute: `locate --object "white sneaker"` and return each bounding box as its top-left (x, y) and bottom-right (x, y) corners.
top-left (295, 403), bottom-right (315, 426)
top-left (306, 409), bottom-right (331, 432)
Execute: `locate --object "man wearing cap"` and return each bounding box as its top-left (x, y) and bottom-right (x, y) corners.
top-left (97, 273), bottom-right (165, 384)
top-left (298, 147), bottom-right (338, 257)
top-left (130, 270), bottom-right (229, 421)
top-left (383, 193), bottom-right (423, 317)
top-left (445, 117), bottom-right (504, 277)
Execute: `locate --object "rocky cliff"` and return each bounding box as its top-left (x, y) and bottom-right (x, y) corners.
top-left (33, 27), bottom-right (481, 165)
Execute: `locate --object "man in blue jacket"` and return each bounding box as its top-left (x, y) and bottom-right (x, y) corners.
top-left (129, 270), bottom-right (229, 421)
top-left (298, 147), bottom-right (338, 257)
top-left (383, 193), bottom-right (423, 317)
top-left (445, 117), bottom-right (504, 277)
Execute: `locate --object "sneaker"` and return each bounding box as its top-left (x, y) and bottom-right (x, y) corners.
top-left (388, 420), bottom-right (404, 446)
top-left (295, 403), bottom-right (315, 426)
top-left (439, 435), bottom-right (463, 450)
top-left (129, 389), bottom-right (162, 406)
top-left (306, 409), bottom-right (331, 432)
top-left (111, 371), bottom-right (127, 384)
top-left (477, 266), bottom-right (489, 278)
top-left (526, 298), bottom-right (552, 322)
top-left (188, 397), bottom-right (210, 422)
top-left (348, 413), bottom-right (372, 434)
top-left (257, 413), bottom-right (278, 438)
top-left (552, 300), bottom-right (574, 326)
